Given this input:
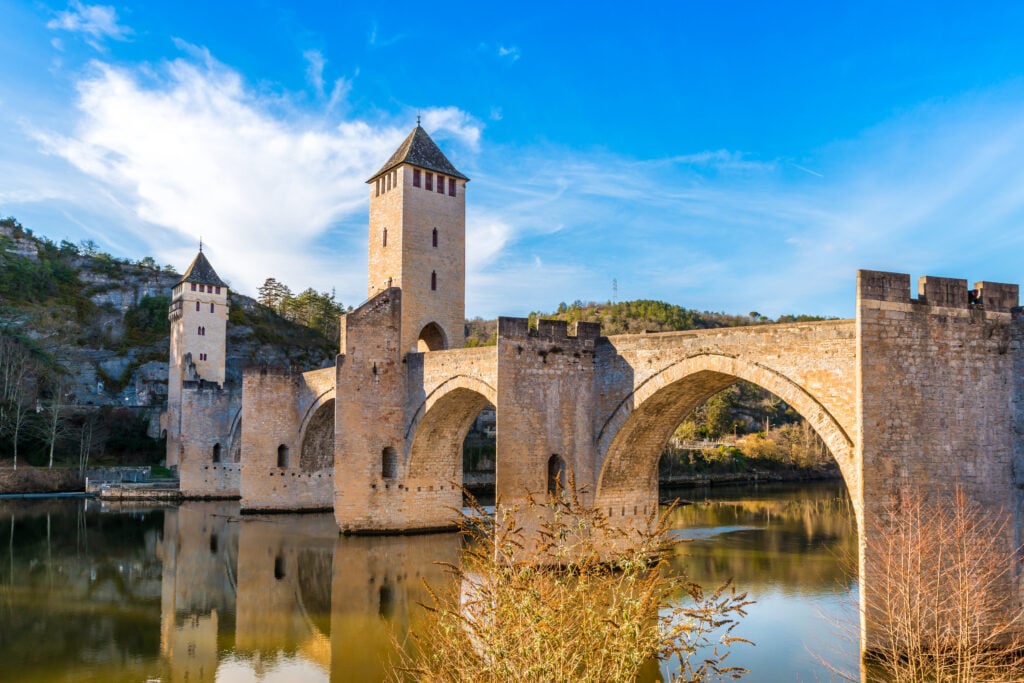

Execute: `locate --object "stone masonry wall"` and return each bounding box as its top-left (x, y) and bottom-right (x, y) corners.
top-left (856, 270), bottom-right (1023, 649)
top-left (178, 385), bottom-right (241, 498)
top-left (334, 288), bottom-right (410, 531)
top-left (495, 318), bottom-right (601, 506)
top-left (240, 366), bottom-right (334, 511)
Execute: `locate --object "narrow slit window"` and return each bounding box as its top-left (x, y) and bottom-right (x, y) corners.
top-left (432, 228), bottom-right (438, 248)
top-left (383, 228), bottom-right (388, 247)
top-left (212, 443), bottom-right (221, 463)
top-left (381, 447), bottom-right (398, 479)
top-left (195, 301), bottom-right (200, 312)
top-left (431, 271), bottom-right (437, 291)
top-left (210, 303), bottom-right (214, 313)
top-left (277, 444), bottom-right (289, 468)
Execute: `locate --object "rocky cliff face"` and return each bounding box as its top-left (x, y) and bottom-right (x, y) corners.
top-left (0, 220), bottom-right (337, 411)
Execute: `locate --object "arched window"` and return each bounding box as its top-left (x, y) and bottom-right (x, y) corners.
top-left (547, 454), bottom-right (566, 496)
top-left (431, 271), bottom-right (437, 291)
top-left (210, 303), bottom-right (214, 313)
top-left (382, 228), bottom-right (387, 247)
top-left (277, 444), bottom-right (289, 468)
top-left (381, 446), bottom-right (398, 479)
top-left (195, 301), bottom-right (200, 312)
top-left (432, 228), bottom-right (438, 248)
top-left (212, 443), bottom-right (221, 463)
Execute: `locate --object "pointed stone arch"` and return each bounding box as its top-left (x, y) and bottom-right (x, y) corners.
top-left (595, 353), bottom-right (858, 527)
top-left (405, 375), bottom-right (498, 482)
top-left (300, 398), bottom-right (336, 473)
top-left (417, 322), bottom-right (447, 352)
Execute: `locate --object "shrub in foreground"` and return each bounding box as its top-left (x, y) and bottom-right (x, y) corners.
top-left (394, 490), bottom-right (752, 682)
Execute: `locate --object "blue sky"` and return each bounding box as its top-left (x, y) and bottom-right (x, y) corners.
top-left (3, 1), bottom-right (1024, 319)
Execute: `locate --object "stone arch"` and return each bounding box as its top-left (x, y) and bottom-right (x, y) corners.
top-left (596, 353), bottom-right (857, 514)
top-left (417, 322), bottom-right (447, 352)
top-left (405, 375), bottom-right (498, 482)
top-left (227, 407), bottom-right (242, 463)
top-left (299, 399), bottom-right (335, 472)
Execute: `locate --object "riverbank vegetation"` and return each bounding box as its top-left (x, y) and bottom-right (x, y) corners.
top-left (394, 491), bottom-right (752, 682)
top-left (858, 486), bottom-right (1024, 683)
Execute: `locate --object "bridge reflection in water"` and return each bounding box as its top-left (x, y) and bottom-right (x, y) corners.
top-left (159, 502), bottom-right (459, 683)
top-left (0, 484), bottom-right (857, 682)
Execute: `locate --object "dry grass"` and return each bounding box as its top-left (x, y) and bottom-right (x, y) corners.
top-left (392, 487), bottom-right (753, 682)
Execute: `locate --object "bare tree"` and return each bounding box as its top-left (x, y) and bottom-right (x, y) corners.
top-left (34, 379), bottom-right (69, 468)
top-left (863, 485), bottom-right (1024, 682)
top-left (0, 337), bottom-right (34, 470)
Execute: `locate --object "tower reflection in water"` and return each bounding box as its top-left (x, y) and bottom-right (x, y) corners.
top-left (159, 502), bottom-right (459, 682)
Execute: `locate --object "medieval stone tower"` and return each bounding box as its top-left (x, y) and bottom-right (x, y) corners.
top-left (165, 249), bottom-right (229, 469)
top-left (366, 124), bottom-right (469, 353)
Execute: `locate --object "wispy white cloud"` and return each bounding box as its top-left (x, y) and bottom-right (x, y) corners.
top-left (367, 21), bottom-right (404, 48)
top-left (27, 52), bottom-right (478, 300)
top-left (46, 1), bottom-right (131, 49)
top-left (498, 45), bottom-right (520, 62)
top-left (421, 107), bottom-right (482, 152)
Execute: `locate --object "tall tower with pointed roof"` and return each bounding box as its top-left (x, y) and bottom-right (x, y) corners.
top-left (165, 249), bottom-right (230, 468)
top-left (366, 124), bottom-right (469, 353)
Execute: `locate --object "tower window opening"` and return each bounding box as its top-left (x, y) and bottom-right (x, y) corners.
top-left (215, 286), bottom-right (221, 294)
top-left (210, 533), bottom-right (218, 554)
top-left (210, 303), bottom-right (214, 313)
top-left (212, 443), bottom-right (221, 463)
top-left (392, 170), bottom-right (397, 187)
top-left (191, 283), bottom-right (196, 291)
top-left (382, 447), bottom-right (398, 479)
top-left (382, 228), bottom-right (387, 247)
top-left (425, 172), bottom-right (433, 191)
top-left (432, 228), bottom-right (438, 248)
top-left (449, 178), bottom-right (456, 196)
top-left (431, 271), bottom-right (437, 291)
top-left (436, 174), bottom-right (445, 193)
top-left (375, 178), bottom-right (381, 196)
top-left (277, 444), bottom-right (289, 468)
top-left (195, 301), bottom-right (200, 312)
top-left (199, 284), bottom-right (204, 292)
top-left (413, 168), bottom-right (421, 187)
top-left (547, 454), bottom-right (566, 496)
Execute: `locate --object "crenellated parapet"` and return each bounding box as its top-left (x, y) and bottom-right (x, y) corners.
top-left (498, 317), bottom-right (601, 344)
top-left (857, 269), bottom-right (1019, 313)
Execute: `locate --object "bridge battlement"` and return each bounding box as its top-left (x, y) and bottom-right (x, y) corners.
top-left (498, 317), bottom-right (601, 344)
top-left (858, 270), bottom-right (1019, 312)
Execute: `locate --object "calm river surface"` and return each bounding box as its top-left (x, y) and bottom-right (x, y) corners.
top-left (0, 481), bottom-right (858, 682)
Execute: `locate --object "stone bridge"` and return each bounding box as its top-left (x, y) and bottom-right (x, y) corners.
top-left (237, 269), bottom-right (1023, 651)
top-left (328, 270), bottom-right (1022, 551)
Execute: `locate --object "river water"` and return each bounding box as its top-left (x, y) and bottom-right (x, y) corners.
top-left (0, 480), bottom-right (858, 682)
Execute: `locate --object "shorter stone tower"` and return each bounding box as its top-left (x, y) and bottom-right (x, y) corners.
top-left (366, 124), bottom-right (469, 353)
top-left (165, 249), bottom-right (229, 469)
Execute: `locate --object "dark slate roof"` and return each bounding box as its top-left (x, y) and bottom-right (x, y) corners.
top-left (177, 251), bottom-right (228, 288)
top-left (368, 125), bottom-right (469, 182)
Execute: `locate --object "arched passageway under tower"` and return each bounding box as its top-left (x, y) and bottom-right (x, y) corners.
top-left (417, 322), bottom-right (448, 352)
